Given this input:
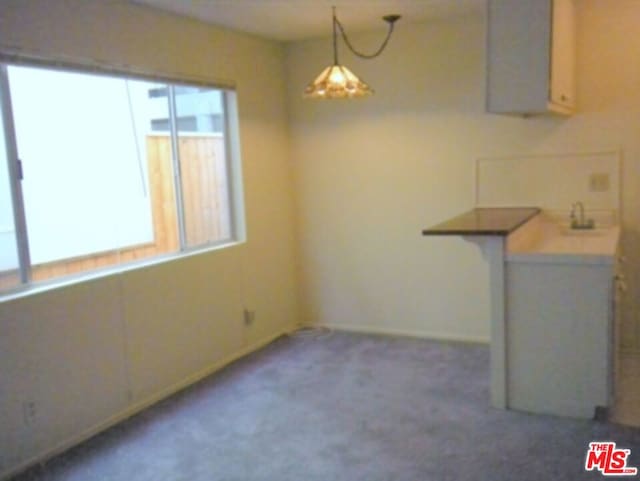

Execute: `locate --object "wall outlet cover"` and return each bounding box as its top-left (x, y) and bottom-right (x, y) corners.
top-left (243, 309), bottom-right (255, 326)
top-left (589, 173), bottom-right (610, 192)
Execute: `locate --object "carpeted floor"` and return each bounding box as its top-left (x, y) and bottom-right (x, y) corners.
top-left (10, 331), bottom-right (640, 481)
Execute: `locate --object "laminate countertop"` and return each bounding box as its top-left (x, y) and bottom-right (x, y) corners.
top-left (422, 207), bottom-right (540, 236)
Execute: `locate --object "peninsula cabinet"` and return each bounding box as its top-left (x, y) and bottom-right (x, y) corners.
top-left (486, 0), bottom-right (575, 116)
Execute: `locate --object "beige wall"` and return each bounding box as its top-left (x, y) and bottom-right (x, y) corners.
top-left (0, 0), bottom-right (299, 477)
top-left (286, 1), bottom-right (640, 346)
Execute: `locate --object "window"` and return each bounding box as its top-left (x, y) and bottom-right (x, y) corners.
top-left (0, 64), bottom-right (242, 292)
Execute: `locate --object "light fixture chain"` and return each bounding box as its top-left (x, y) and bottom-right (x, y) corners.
top-left (332, 6), bottom-right (339, 64)
top-left (334, 17), bottom-right (396, 60)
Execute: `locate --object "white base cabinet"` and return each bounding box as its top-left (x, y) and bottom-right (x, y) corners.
top-left (506, 259), bottom-right (613, 418)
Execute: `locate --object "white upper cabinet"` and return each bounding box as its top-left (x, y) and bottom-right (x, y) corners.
top-left (486, 0), bottom-right (576, 116)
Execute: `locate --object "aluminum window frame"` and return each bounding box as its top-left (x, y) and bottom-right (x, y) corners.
top-left (0, 61), bottom-right (244, 296)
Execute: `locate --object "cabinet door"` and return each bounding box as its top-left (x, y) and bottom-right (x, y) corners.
top-left (506, 261), bottom-right (612, 418)
top-left (549, 0), bottom-right (575, 110)
top-left (486, 0), bottom-right (551, 114)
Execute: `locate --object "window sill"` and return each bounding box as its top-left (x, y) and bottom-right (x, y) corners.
top-left (0, 239), bottom-right (244, 303)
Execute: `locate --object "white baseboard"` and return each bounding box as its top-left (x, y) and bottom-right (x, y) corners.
top-left (1, 329), bottom-right (285, 481)
top-left (319, 322), bottom-right (490, 345)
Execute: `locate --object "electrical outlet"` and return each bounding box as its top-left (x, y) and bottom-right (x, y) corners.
top-left (22, 401), bottom-right (37, 426)
top-left (589, 173), bottom-right (610, 192)
top-left (243, 309), bottom-right (255, 326)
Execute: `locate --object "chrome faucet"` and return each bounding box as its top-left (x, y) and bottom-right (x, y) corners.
top-left (570, 201), bottom-right (595, 229)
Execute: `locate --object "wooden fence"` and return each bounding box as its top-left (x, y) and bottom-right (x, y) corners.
top-left (0, 134), bottom-right (228, 289)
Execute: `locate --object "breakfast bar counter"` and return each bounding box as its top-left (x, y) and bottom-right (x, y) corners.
top-left (421, 205), bottom-right (619, 417)
top-left (421, 206), bottom-right (540, 410)
top-left (422, 207), bottom-right (540, 237)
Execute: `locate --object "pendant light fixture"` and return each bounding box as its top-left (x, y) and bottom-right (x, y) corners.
top-left (303, 7), bottom-right (401, 99)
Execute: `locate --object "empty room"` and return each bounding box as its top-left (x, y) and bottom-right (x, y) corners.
top-left (1, 0), bottom-right (640, 479)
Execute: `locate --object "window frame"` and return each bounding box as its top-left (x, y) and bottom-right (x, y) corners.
top-left (0, 60), bottom-right (245, 297)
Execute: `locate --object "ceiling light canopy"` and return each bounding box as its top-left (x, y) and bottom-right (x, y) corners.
top-left (303, 7), bottom-right (401, 100)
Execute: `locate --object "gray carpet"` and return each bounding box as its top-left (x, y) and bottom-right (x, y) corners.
top-left (10, 331), bottom-right (640, 481)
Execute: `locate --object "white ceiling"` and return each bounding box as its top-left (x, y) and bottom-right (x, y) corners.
top-left (132, 0), bottom-right (485, 42)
